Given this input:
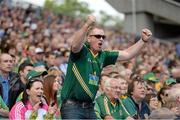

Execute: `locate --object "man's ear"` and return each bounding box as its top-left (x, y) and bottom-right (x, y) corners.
top-left (87, 36), bottom-right (91, 43)
top-left (19, 71), bottom-right (23, 76)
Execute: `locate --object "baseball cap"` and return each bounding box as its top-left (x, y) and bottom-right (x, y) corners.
top-left (143, 72), bottom-right (160, 83)
top-left (26, 70), bottom-right (47, 80)
top-left (165, 78), bottom-right (176, 86)
top-left (35, 48), bottom-right (44, 54)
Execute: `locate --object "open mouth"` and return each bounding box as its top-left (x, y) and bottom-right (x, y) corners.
top-left (98, 42), bottom-right (102, 48)
top-left (37, 95), bottom-right (42, 98)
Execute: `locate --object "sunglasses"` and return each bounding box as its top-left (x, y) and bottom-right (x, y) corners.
top-left (90, 34), bottom-right (106, 39)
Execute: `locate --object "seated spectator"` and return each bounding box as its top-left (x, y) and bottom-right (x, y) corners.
top-left (95, 75), bottom-right (110, 98)
top-left (43, 75), bottom-right (60, 105)
top-left (9, 78), bottom-right (57, 119)
top-left (143, 72), bottom-right (160, 94)
top-left (163, 87), bottom-right (180, 119)
top-left (43, 75), bottom-right (60, 118)
top-left (0, 53), bottom-right (17, 107)
top-left (94, 77), bottom-right (132, 119)
top-left (122, 76), bottom-right (150, 119)
top-left (144, 93), bottom-right (159, 112)
top-left (149, 107), bottom-right (176, 120)
top-left (118, 77), bottom-right (128, 100)
top-left (8, 62), bottom-right (33, 110)
top-left (157, 86), bottom-right (171, 107)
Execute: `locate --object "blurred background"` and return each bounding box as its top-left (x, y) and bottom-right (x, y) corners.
top-left (3, 0), bottom-right (180, 42)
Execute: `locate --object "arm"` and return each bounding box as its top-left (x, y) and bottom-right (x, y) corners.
top-left (0, 108), bottom-right (9, 117)
top-left (118, 28), bottom-right (152, 61)
top-left (70, 15), bottom-right (96, 53)
top-left (104, 115), bottom-right (114, 120)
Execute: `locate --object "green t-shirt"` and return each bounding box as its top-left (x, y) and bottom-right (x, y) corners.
top-left (61, 43), bottom-right (119, 102)
top-left (94, 94), bottom-right (129, 119)
top-left (0, 95), bottom-right (9, 118)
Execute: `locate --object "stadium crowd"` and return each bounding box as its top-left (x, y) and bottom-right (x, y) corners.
top-left (0, 1), bottom-right (180, 119)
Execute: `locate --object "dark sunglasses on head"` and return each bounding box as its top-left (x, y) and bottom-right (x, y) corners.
top-left (90, 34), bottom-right (106, 39)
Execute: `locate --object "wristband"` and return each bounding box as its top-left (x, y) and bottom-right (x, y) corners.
top-left (141, 38), bottom-right (148, 43)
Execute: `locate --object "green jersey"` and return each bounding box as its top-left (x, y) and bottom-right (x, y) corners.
top-left (61, 43), bottom-right (119, 102)
top-left (94, 94), bottom-right (130, 119)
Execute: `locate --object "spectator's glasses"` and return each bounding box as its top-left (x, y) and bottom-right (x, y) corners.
top-left (111, 86), bottom-right (121, 90)
top-left (90, 34), bottom-right (106, 39)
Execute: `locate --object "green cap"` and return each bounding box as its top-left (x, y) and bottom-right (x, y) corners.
top-left (26, 70), bottom-right (47, 80)
top-left (165, 78), bottom-right (176, 86)
top-left (143, 72), bottom-right (160, 83)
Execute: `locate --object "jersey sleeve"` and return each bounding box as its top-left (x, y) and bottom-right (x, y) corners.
top-left (103, 51), bottom-right (119, 67)
top-left (70, 45), bottom-right (88, 62)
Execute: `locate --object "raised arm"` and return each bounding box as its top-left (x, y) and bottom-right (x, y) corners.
top-left (70, 15), bottom-right (96, 53)
top-left (118, 28), bottom-right (152, 61)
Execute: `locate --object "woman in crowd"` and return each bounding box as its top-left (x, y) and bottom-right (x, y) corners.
top-left (43, 75), bottom-right (61, 118)
top-left (9, 78), bottom-right (57, 119)
top-left (43, 75), bottom-right (60, 106)
top-left (145, 93), bottom-right (159, 112)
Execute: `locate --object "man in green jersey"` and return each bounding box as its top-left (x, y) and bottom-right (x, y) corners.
top-left (61, 15), bottom-right (152, 119)
top-left (95, 77), bottom-right (133, 119)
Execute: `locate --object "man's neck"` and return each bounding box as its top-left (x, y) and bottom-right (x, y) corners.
top-left (131, 96), bottom-right (142, 104)
top-left (20, 76), bottom-right (27, 85)
top-left (107, 95), bottom-right (116, 104)
top-left (0, 70), bottom-right (9, 77)
top-left (90, 48), bottom-right (98, 56)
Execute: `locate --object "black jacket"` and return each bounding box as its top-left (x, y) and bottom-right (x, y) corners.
top-left (8, 73), bottom-right (26, 110)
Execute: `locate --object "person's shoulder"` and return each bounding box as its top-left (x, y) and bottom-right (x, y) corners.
top-left (122, 96), bottom-right (134, 106)
top-left (95, 94), bottom-right (106, 102)
top-left (11, 101), bottom-right (25, 110)
top-left (9, 72), bottom-right (20, 80)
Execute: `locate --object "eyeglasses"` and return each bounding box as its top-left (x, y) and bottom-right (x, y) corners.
top-left (90, 34), bottom-right (106, 39)
top-left (111, 86), bottom-right (121, 90)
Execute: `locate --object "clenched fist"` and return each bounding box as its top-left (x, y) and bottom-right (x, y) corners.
top-left (85, 15), bottom-right (96, 27)
top-left (141, 28), bottom-right (152, 42)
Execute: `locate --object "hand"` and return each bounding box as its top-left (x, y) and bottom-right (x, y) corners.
top-left (32, 102), bottom-right (41, 111)
top-left (85, 15), bottom-right (96, 27)
top-left (171, 107), bottom-right (179, 115)
top-left (104, 115), bottom-right (114, 120)
top-left (48, 102), bottom-right (57, 115)
top-left (141, 28), bottom-right (152, 42)
top-left (126, 116), bottom-right (134, 120)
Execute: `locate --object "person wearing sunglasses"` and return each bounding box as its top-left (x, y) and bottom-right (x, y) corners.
top-left (61, 15), bottom-right (152, 119)
top-left (9, 78), bottom-right (57, 119)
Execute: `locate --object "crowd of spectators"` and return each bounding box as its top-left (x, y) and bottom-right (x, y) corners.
top-left (0, 1), bottom-right (180, 119)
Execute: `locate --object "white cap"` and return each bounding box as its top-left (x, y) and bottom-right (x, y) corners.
top-left (35, 48), bottom-right (44, 54)
top-left (30, 23), bottom-right (37, 30)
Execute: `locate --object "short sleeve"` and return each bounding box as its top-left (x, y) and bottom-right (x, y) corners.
top-left (103, 51), bottom-right (119, 67)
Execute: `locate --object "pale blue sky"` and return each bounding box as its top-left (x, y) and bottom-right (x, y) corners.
top-left (13, 0), bottom-right (124, 19)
